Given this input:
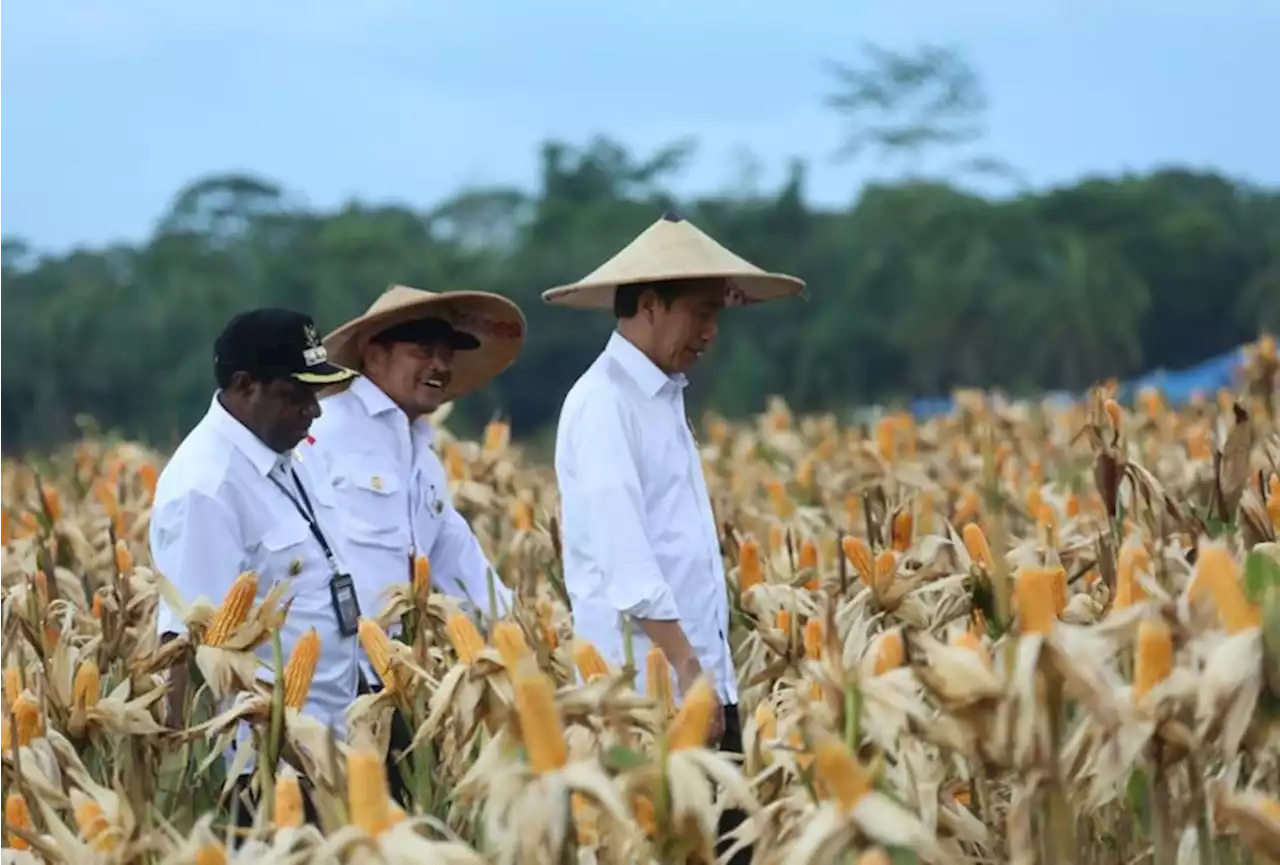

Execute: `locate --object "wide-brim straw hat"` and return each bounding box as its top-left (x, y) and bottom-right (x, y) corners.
top-left (323, 285), bottom-right (526, 402)
top-left (541, 212), bottom-right (806, 309)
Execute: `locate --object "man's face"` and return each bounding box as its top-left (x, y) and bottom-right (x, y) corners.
top-left (363, 339), bottom-right (456, 416)
top-left (235, 375), bottom-right (322, 453)
top-left (644, 281), bottom-right (726, 375)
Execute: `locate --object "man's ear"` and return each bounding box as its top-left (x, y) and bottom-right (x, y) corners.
top-left (226, 370), bottom-right (257, 399)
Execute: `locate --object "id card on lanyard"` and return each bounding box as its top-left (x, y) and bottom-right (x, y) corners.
top-left (270, 468), bottom-right (362, 637)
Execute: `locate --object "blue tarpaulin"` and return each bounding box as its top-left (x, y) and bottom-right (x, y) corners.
top-left (906, 346), bottom-right (1250, 419)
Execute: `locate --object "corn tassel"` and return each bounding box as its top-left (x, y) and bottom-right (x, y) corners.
top-left (666, 677), bottom-right (717, 751)
top-left (357, 619), bottom-right (398, 692)
top-left (511, 659), bottom-right (569, 773)
top-left (283, 628), bottom-right (320, 709)
top-left (445, 613), bottom-right (486, 664)
top-left (204, 571), bottom-right (258, 646)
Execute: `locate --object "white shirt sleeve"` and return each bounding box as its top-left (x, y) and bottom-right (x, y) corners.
top-left (568, 395), bottom-right (681, 621)
top-left (149, 489), bottom-right (245, 635)
top-left (428, 504), bottom-right (513, 620)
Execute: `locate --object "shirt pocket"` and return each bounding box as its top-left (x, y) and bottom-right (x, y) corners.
top-left (256, 519), bottom-right (317, 585)
top-left (335, 462), bottom-right (406, 534)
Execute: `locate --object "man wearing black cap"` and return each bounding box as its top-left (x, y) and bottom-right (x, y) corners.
top-left (150, 308), bottom-right (360, 827)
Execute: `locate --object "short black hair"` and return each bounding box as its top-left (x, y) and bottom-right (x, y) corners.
top-left (613, 280), bottom-right (695, 319)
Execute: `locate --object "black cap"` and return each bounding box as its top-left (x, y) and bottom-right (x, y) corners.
top-left (369, 316), bottom-right (481, 351)
top-left (214, 308), bottom-right (355, 386)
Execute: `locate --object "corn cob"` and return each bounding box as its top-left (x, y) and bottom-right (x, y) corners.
top-left (535, 597), bottom-right (558, 650)
top-left (1015, 566), bottom-right (1058, 636)
top-left (358, 619), bottom-right (398, 692)
top-left (4, 792), bottom-right (31, 850)
top-left (871, 630), bottom-right (905, 676)
top-left (73, 659), bottom-right (101, 710)
top-left (275, 770), bottom-right (305, 829)
top-left (511, 659), bottom-right (569, 774)
top-left (204, 571), bottom-right (258, 646)
top-left (890, 510), bottom-right (913, 552)
top-left (1189, 542), bottom-right (1261, 633)
top-left (666, 676), bottom-right (716, 752)
top-left (492, 620), bottom-right (531, 668)
top-left (1133, 617), bottom-right (1173, 703)
top-left (348, 747), bottom-right (393, 836)
top-left (445, 613), bottom-right (486, 664)
top-left (194, 842), bottom-right (228, 865)
top-left (512, 498), bottom-right (535, 532)
top-left (646, 647), bottom-right (675, 718)
top-left (1115, 538), bottom-right (1150, 609)
top-left (572, 640), bottom-right (611, 681)
top-left (114, 539), bottom-right (132, 574)
top-left (283, 628), bottom-right (320, 709)
top-left (842, 536), bottom-right (873, 582)
top-left (962, 524), bottom-right (992, 569)
top-left (811, 728), bottom-right (873, 809)
top-left (738, 537), bottom-right (763, 595)
top-left (803, 619), bottom-right (823, 661)
top-left (858, 850), bottom-right (893, 865)
top-left (413, 554), bottom-right (431, 596)
top-left (137, 462), bottom-right (158, 503)
top-left (13, 694), bottom-right (43, 746)
top-left (74, 797), bottom-right (116, 851)
top-left (872, 550), bottom-right (896, 594)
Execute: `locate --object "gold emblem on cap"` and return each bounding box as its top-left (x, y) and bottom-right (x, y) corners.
top-left (371, 475), bottom-right (383, 491)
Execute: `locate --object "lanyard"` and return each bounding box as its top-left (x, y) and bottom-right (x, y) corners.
top-left (269, 467), bottom-right (341, 575)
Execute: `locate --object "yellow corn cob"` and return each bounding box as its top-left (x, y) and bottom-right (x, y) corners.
top-left (412, 554), bottom-right (431, 596)
top-left (73, 659), bottom-right (101, 710)
top-left (483, 418), bottom-right (509, 454)
top-left (511, 659), bottom-right (569, 773)
top-left (93, 478), bottom-right (119, 519)
top-left (74, 798), bottom-right (116, 851)
top-left (811, 729), bottom-right (874, 809)
top-left (3, 667), bottom-right (19, 708)
top-left (1115, 538), bottom-right (1150, 609)
top-left (800, 538), bottom-right (820, 591)
top-left (1015, 566), bottom-right (1057, 636)
top-left (872, 550), bottom-right (896, 594)
top-left (358, 618), bottom-right (398, 692)
top-left (1133, 617), bottom-right (1173, 703)
top-left (890, 510), bottom-right (913, 552)
top-left (194, 843), bottom-right (227, 865)
top-left (1266, 473), bottom-right (1280, 530)
top-left (858, 850), bottom-right (893, 865)
top-left (571, 791), bottom-right (599, 847)
top-left (738, 537), bottom-right (763, 595)
top-left (1189, 542), bottom-right (1262, 633)
top-left (113, 539), bottom-right (132, 574)
top-left (768, 523), bottom-right (784, 553)
top-left (41, 486), bottom-right (62, 522)
top-left (445, 613), bottom-right (486, 664)
top-left (512, 498), bottom-right (535, 532)
top-left (950, 630), bottom-right (994, 670)
top-left (776, 609), bottom-right (792, 634)
top-left (5, 792), bottom-right (31, 850)
top-left (13, 694), bottom-right (43, 746)
top-left (765, 479), bottom-right (793, 518)
top-left (204, 571), bottom-right (258, 646)
top-left (1065, 492), bottom-right (1081, 517)
top-left (870, 630), bottom-right (905, 676)
top-left (632, 793), bottom-right (658, 837)
top-left (646, 647), bottom-right (675, 718)
top-left (666, 677), bottom-right (716, 752)
top-left (492, 621), bottom-right (531, 668)
top-left (572, 640), bottom-right (611, 681)
top-left (842, 536), bottom-right (873, 582)
top-left (283, 628), bottom-right (320, 709)
top-left (803, 619), bottom-right (823, 660)
top-left (1049, 565), bottom-right (1068, 615)
top-left (962, 523), bottom-right (993, 569)
top-left (1103, 398), bottom-right (1123, 432)
top-left (535, 597), bottom-right (558, 650)
top-left (953, 488), bottom-right (981, 525)
top-left (348, 747), bottom-right (393, 836)
top-left (875, 417), bottom-right (897, 461)
top-left (755, 702), bottom-right (777, 741)
top-left (137, 462), bottom-right (158, 503)
top-left (92, 594), bottom-right (105, 619)
top-left (275, 771), bottom-right (304, 829)
top-left (795, 456), bottom-right (814, 491)
top-left (444, 442), bottom-right (465, 482)
top-left (0, 511), bottom-right (8, 545)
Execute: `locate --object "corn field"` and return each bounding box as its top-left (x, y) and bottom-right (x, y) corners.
top-left (3, 340), bottom-right (1280, 865)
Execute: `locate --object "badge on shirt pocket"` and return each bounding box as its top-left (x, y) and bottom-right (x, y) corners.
top-left (370, 475), bottom-right (384, 491)
top-left (428, 483), bottom-right (443, 516)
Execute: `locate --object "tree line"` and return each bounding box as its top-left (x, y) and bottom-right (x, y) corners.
top-left (3, 47), bottom-right (1277, 454)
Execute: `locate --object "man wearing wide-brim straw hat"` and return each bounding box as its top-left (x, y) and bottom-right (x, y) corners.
top-left (545, 212), bottom-right (804, 865)
top-left (306, 286), bottom-right (524, 748)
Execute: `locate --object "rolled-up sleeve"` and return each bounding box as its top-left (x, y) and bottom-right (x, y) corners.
top-left (429, 504), bottom-right (513, 620)
top-left (149, 490), bottom-right (245, 635)
top-left (571, 396), bottom-right (681, 621)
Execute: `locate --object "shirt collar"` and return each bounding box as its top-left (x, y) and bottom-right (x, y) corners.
top-left (604, 331), bottom-right (687, 400)
top-left (351, 374), bottom-right (438, 443)
top-left (208, 393), bottom-right (290, 477)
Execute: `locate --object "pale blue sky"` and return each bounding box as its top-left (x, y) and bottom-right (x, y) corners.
top-left (2, 0), bottom-right (1277, 252)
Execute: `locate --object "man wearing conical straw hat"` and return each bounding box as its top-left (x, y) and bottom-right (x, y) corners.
top-left (310, 286), bottom-right (525, 631)
top-left (545, 213), bottom-right (804, 864)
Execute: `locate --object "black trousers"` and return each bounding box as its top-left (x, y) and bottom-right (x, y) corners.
top-left (356, 671), bottom-right (416, 808)
top-left (717, 704), bottom-right (751, 865)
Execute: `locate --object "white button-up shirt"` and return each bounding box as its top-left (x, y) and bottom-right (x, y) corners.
top-left (554, 331), bottom-right (737, 705)
top-left (151, 395), bottom-right (361, 742)
top-left (309, 376), bottom-right (512, 679)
